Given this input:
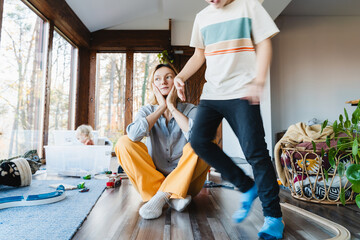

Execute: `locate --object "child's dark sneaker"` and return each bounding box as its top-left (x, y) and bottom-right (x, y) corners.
top-left (232, 183), bottom-right (258, 223)
top-left (258, 216), bottom-right (284, 240)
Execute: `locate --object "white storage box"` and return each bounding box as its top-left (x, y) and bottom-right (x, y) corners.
top-left (45, 131), bottom-right (112, 176)
top-left (49, 130), bottom-right (99, 145)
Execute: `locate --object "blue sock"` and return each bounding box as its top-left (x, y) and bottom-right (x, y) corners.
top-left (232, 183), bottom-right (258, 223)
top-left (258, 217), bottom-right (284, 240)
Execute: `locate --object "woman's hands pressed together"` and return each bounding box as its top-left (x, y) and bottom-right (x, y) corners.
top-left (146, 65), bottom-right (190, 132)
top-left (166, 86), bottom-right (178, 113)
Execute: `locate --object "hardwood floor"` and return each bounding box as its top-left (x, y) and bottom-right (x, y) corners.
top-left (72, 173), bottom-right (360, 240)
top-left (279, 189), bottom-right (360, 240)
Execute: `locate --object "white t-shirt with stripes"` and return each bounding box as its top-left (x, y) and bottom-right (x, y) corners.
top-left (190, 0), bottom-right (279, 100)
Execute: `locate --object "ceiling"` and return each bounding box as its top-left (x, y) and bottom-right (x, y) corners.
top-left (65, 0), bottom-right (208, 32)
top-left (65, 0), bottom-right (360, 33)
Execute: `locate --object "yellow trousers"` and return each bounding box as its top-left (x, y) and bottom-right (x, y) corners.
top-left (115, 136), bottom-right (210, 202)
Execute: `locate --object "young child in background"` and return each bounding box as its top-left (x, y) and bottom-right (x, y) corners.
top-left (76, 124), bottom-right (94, 145)
top-left (174, 0), bottom-right (284, 239)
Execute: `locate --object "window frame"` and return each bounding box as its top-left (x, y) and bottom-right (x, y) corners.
top-left (93, 50), bottom-right (161, 148)
top-left (92, 50), bottom-right (161, 130)
top-left (49, 27), bottom-right (79, 131)
top-left (1, 0), bottom-right (172, 157)
top-left (0, 0), bottom-right (80, 157)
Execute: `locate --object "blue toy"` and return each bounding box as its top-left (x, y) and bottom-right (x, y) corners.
top-left (0, 185), bottom-right (66, 210)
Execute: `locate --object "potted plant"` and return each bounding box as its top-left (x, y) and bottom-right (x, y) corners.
top-left (157, 50), bottom-right (174, 64)
top-left (315, 103), bottom-right (360, 207)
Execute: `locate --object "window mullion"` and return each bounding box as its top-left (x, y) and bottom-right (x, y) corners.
top-left (42, 21), bottom-right (54, 156)
top-left (125, 50), bottom-right (134, 130)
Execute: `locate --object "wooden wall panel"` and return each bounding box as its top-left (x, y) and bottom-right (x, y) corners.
top-left (91, 30), bottom-right (170, 51)
top-left (172, 46), bottom-right (206, 105)
top-left (125, 51), bottom-right (134, 130)
top-left (25, 0), bottom-right (90, 48)
top-left (88, 50), bottom-right (97, 128)
top-left (75, 48), bottom-right (91, 128)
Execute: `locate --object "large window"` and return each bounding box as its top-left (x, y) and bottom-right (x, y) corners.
top-left (133, 53), bottom-right (159, 115)
top-left (0, 0), bottom-right (48, 158)
top-left (95, 53), bottom-right (126, 145)
top-left (0, 0), bottom-right (78, 158)
top-left (49, 30), bottom-right (78, 131)
top-left (95, 53), bottom-right (159, 146)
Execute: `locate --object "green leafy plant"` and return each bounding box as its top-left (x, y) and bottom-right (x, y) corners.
top-left (315, 103), bottom-right (360, 207)
top-left (157, 50), bottom-right (174, 64)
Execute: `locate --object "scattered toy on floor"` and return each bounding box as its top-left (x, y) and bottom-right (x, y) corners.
top-left (106, 173), bottom-right (121, 188)
top-left (79, 187), bottom-right (89, 192)
top-left (82, 174), bottom-right (91, 180)
top-left (77, 182), bottom-right (86, 189)
top-left (49, 183), bottom-right (77, 190)
top-left (0, 185), bottom-right (66, 209)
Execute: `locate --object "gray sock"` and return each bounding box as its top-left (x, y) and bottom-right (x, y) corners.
top-left (168, 195), bottom-right (192, 212)
top-left (139, 191), bottom-right (171, 219)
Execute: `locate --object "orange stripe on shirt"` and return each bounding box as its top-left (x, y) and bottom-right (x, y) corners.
top-left (205, 39), bottom-right (254, 53)
top-left (206, 46), bottom-right (254, 55)
top-left (205, 47), bottom-right (255, 56)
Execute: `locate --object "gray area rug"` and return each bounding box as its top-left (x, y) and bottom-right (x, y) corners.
top-left (0, 177), bottom-right (107, 240)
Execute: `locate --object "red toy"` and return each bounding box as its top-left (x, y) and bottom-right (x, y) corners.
top-left (106, 173), bottom-right (122, 188)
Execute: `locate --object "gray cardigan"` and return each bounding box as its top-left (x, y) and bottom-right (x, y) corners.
top-left (126, 102), bottom-right (197, 175)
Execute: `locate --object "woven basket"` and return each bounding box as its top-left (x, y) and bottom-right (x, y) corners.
top-left (280, 144), bottom-right (356, 204)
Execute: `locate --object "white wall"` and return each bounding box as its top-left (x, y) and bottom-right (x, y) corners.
top-left (271, 16), bottom-right (360, 151)
top-left (171, 20), bottom-right (194, 46)
top-left (262, 0), bottom-right (291, 20)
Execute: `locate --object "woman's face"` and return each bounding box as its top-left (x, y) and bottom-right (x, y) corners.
top-left (153, 67), bottom-right (175, 96)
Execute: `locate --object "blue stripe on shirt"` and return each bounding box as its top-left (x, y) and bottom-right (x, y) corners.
top-left (201, 18), bottom-right (252, 46)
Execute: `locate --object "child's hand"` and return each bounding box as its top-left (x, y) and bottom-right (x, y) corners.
top-left (174, 76), bottom-right (186, 101)
top-left (152, 83), bottom-right (166, 106)
top-left (242, 82), bottom-right (264, 105)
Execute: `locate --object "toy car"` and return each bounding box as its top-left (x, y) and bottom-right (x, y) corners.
top-left (106, 173), bottom-right (122, 188)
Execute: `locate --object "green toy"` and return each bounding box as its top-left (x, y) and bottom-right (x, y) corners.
top-left (77, 182), bottom-right (85, 189)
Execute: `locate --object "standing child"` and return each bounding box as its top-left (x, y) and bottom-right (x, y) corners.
top-left (174, 0), bottom-right (284, 239)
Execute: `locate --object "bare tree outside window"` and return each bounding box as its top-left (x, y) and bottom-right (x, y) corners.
top-left (0, 0), bottom-right (48, 158)
top-left (95, 53), bottom-right (158, 147)
top-left (95, 53), bottom-right (126, 147)
top-left (48, 30), bottom-right (77, 132)
top-left (133, 53), bottom-right (158, 115)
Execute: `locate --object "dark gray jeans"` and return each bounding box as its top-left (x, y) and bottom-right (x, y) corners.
top-left (190, 99), bottom-right (282, 218)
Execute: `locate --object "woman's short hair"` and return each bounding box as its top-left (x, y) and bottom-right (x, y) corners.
top-left (148, 63), bottom-right (179, 105)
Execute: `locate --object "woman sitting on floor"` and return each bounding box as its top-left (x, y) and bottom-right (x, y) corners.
top-left (115, 63), bottom-right (209, 220)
